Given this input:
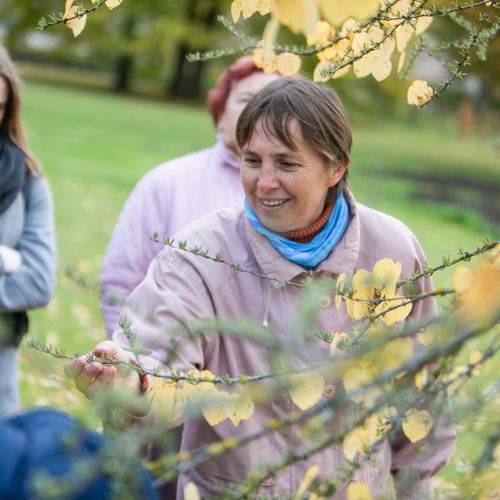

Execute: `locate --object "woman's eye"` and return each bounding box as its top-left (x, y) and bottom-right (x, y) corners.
top-left (243, 157), bottom-right (260, 167)
top-left (279, 161), bottom-right (295, 169)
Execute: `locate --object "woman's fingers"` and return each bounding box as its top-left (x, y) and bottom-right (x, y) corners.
top-left (64, 355), bottom-right (88, 379)
top-left (64, 350), bottom-right (115, 399)
top-left (94, 340), bottom-right (123, 360)
top-left (85, 365), bottom-right (117, 400)
top-left (65, 341), bottom-right (140, 399)
top-left (74, 362), bottom-right (105, 397)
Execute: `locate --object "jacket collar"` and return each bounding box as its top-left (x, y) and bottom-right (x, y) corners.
top-left (212, 135), bottom-right (240, 171)
top-left (245, 191), bottom-right (360, 287)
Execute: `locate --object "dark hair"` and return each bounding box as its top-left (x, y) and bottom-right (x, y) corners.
top-left (0, 45), bottom-right (40, 175)
top-left (236, 79), bottom-right (352, 194)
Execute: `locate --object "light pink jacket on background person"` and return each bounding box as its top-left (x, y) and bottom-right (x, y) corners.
top-left (113, 192), bottom-right (456, 499)
top-left (100, 137), bottom-right (243, 335)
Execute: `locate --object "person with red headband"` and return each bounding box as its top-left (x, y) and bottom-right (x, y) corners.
top-left (100, 57), bottom-right (280, 336)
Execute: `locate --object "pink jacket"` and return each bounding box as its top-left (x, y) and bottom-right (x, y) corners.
top-left (100, 139), bottom-right (243, 335)
top-left (113, 193), bottom-right (455, 499)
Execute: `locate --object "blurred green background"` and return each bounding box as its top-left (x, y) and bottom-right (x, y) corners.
top-left (1, 0), bottom-right (498, 489)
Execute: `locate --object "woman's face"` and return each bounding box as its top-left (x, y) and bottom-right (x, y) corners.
top-left (0, 76), bottom-right (8, 126)
top-left (241, 119), bottom-right (346, 233)
top-left (217, 72), bottom-right (280, 158)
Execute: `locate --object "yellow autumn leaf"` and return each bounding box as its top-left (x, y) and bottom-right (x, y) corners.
top-left (275, 0), bottom-right (319, 37)
top-left (373, 258), bottom-right (401, 293)
top-left (202, 392), bottom-right (229, 426)
top-left (331, 61), bottom-right (351, 79)
top-left (340, 18), bottom-right (359, 37)
top-left (343, 415), bottom-right (379, 461)
top-left (313, 60), bottom-right (331, 83)
top-left (63, 0), bottom-right (87, 37)
top-left (389, 0), bottom-right (412, 18)
top-left (184, 481), bottom-right (201, 500)
top-left (352, 32), bottom-right (370, 57)
top-left (334, 38), bottom-right (352, 59)
top-left (290, 371), bottom-right (325, 410)
top-left (407, 79), bottom-right (433, 106)
top-left (106, 0), bottom-right (123, 10)
top-left (318, 0), bottom-right (380, 26)
top-left (183, 370), bottom-right (216, 402)
top-left (241, 0), bottom-right (259, 19)
top-left (370, 53), bottom-right (392, 81)
top-left (226, 392), bottom-right (255, 425)
top-left (253, 48), bottom-right (279, 73)
top-left (353, 53), bottom-right (375, 79)
top-left (316, 39), bottom-right (351, 79)
top-left (296, 464), bottom-right (320, 497)
top-left (346, 268), bottom-right (372, 320)
top-left (335, 272), bottom-right (346, 310)
top-left (257, 0), bottom-right (272, 15)
top-left (276, 52), bottom-right (302, 76)
top-left (380, 36), bottom-right (396, 58)
top-left (453, 266), bottom-right (474, 294)
top-left (415, 366), bottom-right (428, 391)
top-left (330, 332), bottom-right (349, 356)
top-left (343, 366), bottom-right (382, 407)
top-left (454, 260), bottom-right (500, 326)
top-left (402, 409), bottom-right (433, 442)
top-left (415, 12), bottom-right (433, 35)
top-left (343, 427), bottom-right (365, 462)
top-left (307, 21), bottom-right (333, 46)
top-left (380, 337), bottom-right (413, 372)
top-left (376, 294), bottom-right (412, 325)
top-left (231, 0), bottom-right (242, 22)
top-left (395, 22), bottom-right (414, 52)
top-left (347, 481), bottom-right (373, 500)
top-left (147, 377), bottom-right (186, 425)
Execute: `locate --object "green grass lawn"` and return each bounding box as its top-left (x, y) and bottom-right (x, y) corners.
top-left (18, 80), bottom-right (499, 484)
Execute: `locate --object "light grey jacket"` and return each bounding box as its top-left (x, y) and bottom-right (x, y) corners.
top-left (0, 174), bottom-right (56, 342)
top-left (114, 193), bottom-right (455, 499)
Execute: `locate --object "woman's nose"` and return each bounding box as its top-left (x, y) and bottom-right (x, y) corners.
top-left (256, 166), bottom-right (280, 192)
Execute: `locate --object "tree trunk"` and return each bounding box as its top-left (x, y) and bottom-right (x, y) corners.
top-left (113, 13), bottom-right (135, 93)
top-left (167, 1), bottom-right (218, 99)
top-left (113, 54), bottom-right (134, 92)
top-left (168, 43), bottom-right (206, 98)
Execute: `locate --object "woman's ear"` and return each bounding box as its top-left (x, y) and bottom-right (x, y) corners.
top-left (327, 162), bottom-right (348, 188)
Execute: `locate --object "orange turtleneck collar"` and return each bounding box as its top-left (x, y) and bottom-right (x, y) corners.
top-left (281, 200), bottom-right (334, 244)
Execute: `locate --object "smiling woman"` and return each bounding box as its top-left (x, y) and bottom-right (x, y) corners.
top-left (67, 79), bottom-right (455, 499)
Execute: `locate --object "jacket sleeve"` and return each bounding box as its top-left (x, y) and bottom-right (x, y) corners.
top-left (100, 171), bottom-right (169, 337)
top-left (0, 177), bottom-right (56, 312)
top-left (390, 238), bottom-right (456, 499)
top-left (111, 248), bottom-right (216, 382)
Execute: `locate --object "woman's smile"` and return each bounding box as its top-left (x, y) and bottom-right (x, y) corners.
top-left (258, 198), bottom-right (290, 209)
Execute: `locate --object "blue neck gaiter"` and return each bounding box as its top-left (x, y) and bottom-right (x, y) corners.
top-left (245, 192), bottom-right (350, 270)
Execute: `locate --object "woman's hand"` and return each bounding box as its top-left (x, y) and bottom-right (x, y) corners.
top-left (65, 340), bottom-right (142, 402)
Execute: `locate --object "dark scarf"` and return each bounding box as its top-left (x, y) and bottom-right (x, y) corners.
top-left (0, 134), bottom-right (25, 216)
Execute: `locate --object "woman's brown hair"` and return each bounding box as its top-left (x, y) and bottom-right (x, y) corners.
top-left (236, 79), bottom-right (352, 195)
top-left (0, 45), bottom-right (40, 176)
